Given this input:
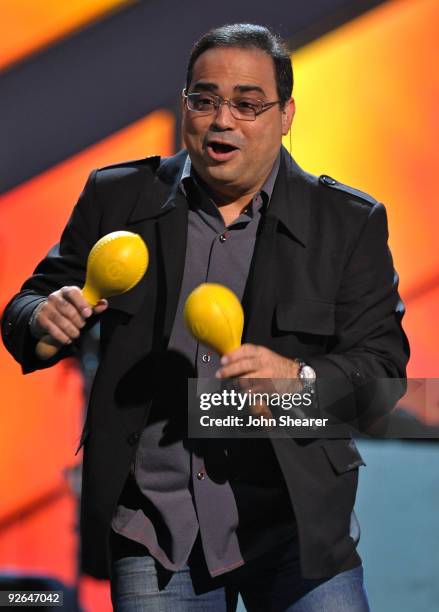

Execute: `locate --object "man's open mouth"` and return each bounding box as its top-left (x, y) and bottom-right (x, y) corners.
top-left (206, 141), bottom-right (239, 161)
top-left (209, 142), bottom-right (237, 153)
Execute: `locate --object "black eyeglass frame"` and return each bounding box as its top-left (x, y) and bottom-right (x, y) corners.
top-left (182, 90), bottom-right (282, 121)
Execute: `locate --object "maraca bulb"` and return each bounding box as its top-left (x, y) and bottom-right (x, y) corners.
top-left (184, 283), bottom-right (244, 355)
top-left (82, 231), bottom-right (149, 305)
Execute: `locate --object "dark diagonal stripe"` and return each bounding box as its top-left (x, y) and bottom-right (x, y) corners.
top-left (1, 0), bottom-right (384, 194)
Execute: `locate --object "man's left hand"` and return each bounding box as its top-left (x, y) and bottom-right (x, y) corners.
top-left (215, 343), bottom-right (300, 386)
top-left (215, 344), bottom-right (302, 417)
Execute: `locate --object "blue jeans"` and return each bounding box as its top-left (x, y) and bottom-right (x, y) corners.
top-left (110, 534), bottom-right (370, 612)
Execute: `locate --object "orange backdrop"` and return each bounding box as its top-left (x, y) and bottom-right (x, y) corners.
top-left (1, 0), bottom-right (438, 609)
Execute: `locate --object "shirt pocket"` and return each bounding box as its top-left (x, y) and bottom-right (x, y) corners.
top-left (275, 299), bottom-right (335, 336)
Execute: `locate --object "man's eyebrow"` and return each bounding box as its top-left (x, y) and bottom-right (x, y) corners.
top-left (234, 84), bottom-right (266, 96)
top-left (190, 82), bottom-right (267, 96)
top-left (191, 82), bottom-right (218, 92)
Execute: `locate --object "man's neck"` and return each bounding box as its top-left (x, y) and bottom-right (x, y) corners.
top-left (186, 151), bottom-right (280, 226)
top-left (192, 175), bottom-right (256, 225)
top-left (216, 197), bottom-right (255, 227)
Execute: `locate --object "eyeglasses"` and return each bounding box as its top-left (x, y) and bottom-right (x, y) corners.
top-left (183, 90), bottom-right (281, 121)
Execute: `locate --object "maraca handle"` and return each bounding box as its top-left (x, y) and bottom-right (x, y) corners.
top-left (36, 334), bottom-right (64, 360)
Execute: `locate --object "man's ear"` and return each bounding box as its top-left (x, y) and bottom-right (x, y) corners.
top-left (281, 97), bottom-right (295, 136)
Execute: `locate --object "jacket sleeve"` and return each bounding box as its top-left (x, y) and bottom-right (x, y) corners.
top-left (1, 170), bottom-right (102, 374)
top-left (306, 201), bottom-right (410, 432)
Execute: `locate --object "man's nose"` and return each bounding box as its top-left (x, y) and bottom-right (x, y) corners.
top-left (210, 101), bottom-right (235, 130)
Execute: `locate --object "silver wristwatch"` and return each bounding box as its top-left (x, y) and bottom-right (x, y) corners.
top-left (297, 360), bottom-right (316, 394)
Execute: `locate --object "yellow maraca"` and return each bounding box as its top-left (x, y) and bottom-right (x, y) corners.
top-left (184, 283), bottom-right (244, 355)
top-left (36, 230), bottom-right (149, 360)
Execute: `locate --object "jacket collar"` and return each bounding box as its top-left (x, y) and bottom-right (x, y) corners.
top-left (128, 149), bottom-right (188, 223)
top-left (128, 146), bottom-right (312, 247)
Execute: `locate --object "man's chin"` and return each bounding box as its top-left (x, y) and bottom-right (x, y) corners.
top-left (202, 168), bottom-right (242, 190)
top-left (203, 157), bottom-right (242, 178)
top-left (190, 152), bottom-right (244, 191)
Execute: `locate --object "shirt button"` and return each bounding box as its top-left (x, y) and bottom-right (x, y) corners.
top-left (219, 233), bottom-right (227, 242)
top-left (197, 470), bottom-right (206, 481)
top-left (202, 353), bottom-right (211, 363)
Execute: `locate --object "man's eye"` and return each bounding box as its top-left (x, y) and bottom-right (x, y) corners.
top-left (233, 99), bottom-right (259, 113)
top-left (194, 96), bottom-right (216, 109)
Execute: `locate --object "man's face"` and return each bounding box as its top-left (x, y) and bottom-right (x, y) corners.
top-left (182, 46), bottom-right (295, 199)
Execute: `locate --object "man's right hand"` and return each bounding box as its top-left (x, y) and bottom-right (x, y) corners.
top-left (31, 286), bottom-right (108, 345)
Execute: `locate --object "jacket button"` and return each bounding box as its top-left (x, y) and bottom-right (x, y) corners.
top-left (201, 353), bottom-right (211, 363)
top-left (320, 175), bottom-right (336, 186)
top-left (219, 233), bottom-right (227, 243)
top-left (127, 432), bottom-right (140, 446)
top-left (197, 470), bottom-right (206, 481)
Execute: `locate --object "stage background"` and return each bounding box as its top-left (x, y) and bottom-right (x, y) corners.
top-left (1, 1), bottom-right (438, 610)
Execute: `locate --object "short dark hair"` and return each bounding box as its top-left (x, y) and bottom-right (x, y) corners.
top-left (186, 23), bottom-right (293, 106)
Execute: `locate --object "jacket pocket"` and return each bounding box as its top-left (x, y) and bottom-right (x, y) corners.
top-left (275, 299), bottom-right (335, 336)
top-left (321, 439), bottom-right (366, 474)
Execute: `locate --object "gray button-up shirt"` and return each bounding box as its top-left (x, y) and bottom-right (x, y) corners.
top-left (111, 153), bottom-right (286, 577)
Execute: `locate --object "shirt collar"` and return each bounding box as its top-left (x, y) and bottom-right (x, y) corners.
top-left (179, 151), bottom-right (281, 209)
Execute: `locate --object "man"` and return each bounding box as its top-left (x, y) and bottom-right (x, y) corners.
top-left (2, 24), bottom-right (409, 611)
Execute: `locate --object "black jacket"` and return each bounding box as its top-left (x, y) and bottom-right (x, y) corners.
top-left (2, 147), bottom-right (409, 579)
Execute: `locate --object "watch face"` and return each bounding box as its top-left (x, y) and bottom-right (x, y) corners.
top-left (300, 365), bottom-right (316, 381)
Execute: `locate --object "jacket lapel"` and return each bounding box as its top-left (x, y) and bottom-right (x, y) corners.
top-left (155, 193), bottom-right (188, 342)
top-left (109, 151), bottom-right (187, 337)
top-left (242, 147), bottom-right (312, 343)
top-left (242, 213), bottom-right (277, 342)
top-left (268, 146), bottom-right (311, 247)
top-left (107, 151), bottom-right (188, 337)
